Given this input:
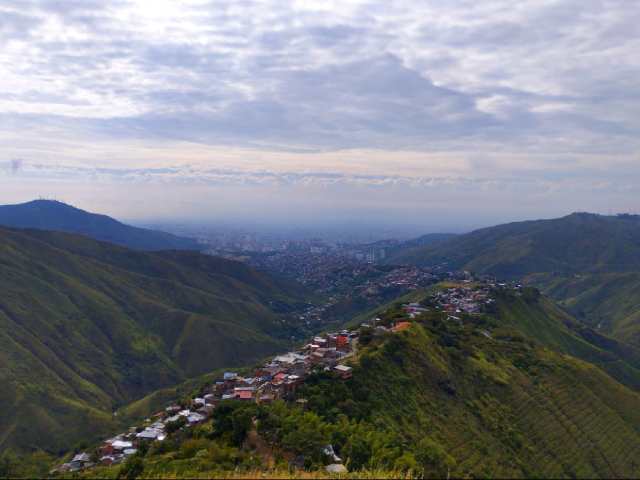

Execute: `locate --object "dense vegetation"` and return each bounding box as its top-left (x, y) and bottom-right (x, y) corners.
top-left (35, 286), bottom-right (640, 479)
top-left (0, 226), bottom-right (313, 455)
top-left (0, 200), bottom-right (201, 250)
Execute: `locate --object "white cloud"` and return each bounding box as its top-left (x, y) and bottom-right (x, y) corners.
top-left (1, 0), bottom-right (639, 224)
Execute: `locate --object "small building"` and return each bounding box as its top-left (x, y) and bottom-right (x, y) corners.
top-left (135, 430), bottom-right (161, 444)
top-left (333, 365), bottom-right (353, 381)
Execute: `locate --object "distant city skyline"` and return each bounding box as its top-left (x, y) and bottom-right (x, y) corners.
top-left (2, 0), bottom-right (639, 230)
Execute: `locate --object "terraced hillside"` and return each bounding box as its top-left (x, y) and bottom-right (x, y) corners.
top-left (388, 213), bottom-right (640, 278)
top-left (0, 199), bottom-right (201, 250)
top-left (0, 226), bottom-right (312, 454)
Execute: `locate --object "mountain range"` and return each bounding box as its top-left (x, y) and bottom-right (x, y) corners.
top-left (0, 200), bottom-right (201, 251)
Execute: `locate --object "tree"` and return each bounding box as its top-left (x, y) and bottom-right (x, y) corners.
top-left (341, 438), bottom-right (372, 470)
top-left (117, 455), bottom-right (144, 479)
top-left (414, 438), bottom-right (455, 476)
top-left (280, 426), bottom-right (327, 462)
top-left (359, 327), bottom-right (374, 346)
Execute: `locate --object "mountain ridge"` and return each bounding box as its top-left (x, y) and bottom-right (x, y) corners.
top-left (0, 200), bottom-right (201, 251)
top-left (388, 213), bottom-right (640, 277)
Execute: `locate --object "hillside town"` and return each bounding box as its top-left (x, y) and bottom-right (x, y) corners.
top-left (54, 329), bottom-right (360, 474)
top-left (54, 271), bottom-right (515, 475)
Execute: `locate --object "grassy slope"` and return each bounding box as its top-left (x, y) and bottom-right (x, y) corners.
top-left (491, 290), bottom-right (640, 392)
top-left (0, 200), bottom-right (201, 250)
top-left (0, 227), bottom-right (312, 454)
top-left (353, 323), bottom-right (640, 478)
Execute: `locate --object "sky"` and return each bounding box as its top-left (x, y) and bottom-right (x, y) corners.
top-left (1, 0), bottom-right (640, 233)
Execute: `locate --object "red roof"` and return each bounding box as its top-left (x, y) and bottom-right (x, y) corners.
top-left (337, 336), bottom-right (348, 343)
top-left (393, 321), bottom-right (411, 332)
top-left (237, 390), bottom-right (252, 399)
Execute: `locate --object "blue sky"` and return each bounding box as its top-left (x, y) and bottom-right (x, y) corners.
top-left (1, 0), bottom-right (639, 231)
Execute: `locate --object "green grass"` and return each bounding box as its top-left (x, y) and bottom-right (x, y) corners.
top-left (532, 272), bottom-right (640, 348)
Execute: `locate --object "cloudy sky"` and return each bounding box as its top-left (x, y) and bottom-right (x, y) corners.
top-left (1, 0), bottom-right (639, 232)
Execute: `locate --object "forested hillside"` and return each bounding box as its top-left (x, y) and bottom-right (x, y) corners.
top-left (0, 226), bottom-right (313, 454)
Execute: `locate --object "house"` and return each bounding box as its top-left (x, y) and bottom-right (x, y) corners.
top-left (234, 386), bottom-right (254, 399)
top-left (392, 321), bottom-right (411, 332)
top-left (135, 430), bottom-right (162, 444)
top-left (110, 440), bottom-right (133, 454)
top-left (223, 372), bottom-right (238, 388)
top-left (258, 393), bottom-right (275, 404)
top-left (238, 377), bottom-right (258, 388)
top-left (198, 404), bottom-right (214, 415)
top-left (98, 456), bottom-right (115, 467)
top-left (236, 390), bottom-right (253, 400)
top-left (187, 413), bottom-right (207, 425)
top-left (336, 336), bottom-right (349, 351)
top-left (70, 453), bottom-right (92, 470)
top-left (333, 365), bottom-right (353, 380)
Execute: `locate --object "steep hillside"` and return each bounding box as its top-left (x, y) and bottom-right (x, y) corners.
top-left (530, 272), bottom-right (640, 346)
top-left (388, 213), bottom-right (640, 278)
top-left (0, 200), bottom-right (200, 250)
top-left (0, 226), bottom-right (313, 454)
top-left (350, 320), bottom-right (640, 478)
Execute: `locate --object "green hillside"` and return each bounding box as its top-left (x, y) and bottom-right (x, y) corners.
top-left (0, 200), bottom-right (201, 250)
top-left (388, 213), bottom-right (640, 278)
top-left (0, 226), bottom-right (313, 455)
top-left (78, 288), bottom-right (640, 479)
top-left (350, 321), bottom-right (640, 478)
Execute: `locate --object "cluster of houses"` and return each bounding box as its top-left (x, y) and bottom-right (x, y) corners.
top-left (434, 286), bottom-right (492, 317)
top-left (197, 330), bottom-right (358, 406)
top-left (55, 330), bottom-right (359, 473)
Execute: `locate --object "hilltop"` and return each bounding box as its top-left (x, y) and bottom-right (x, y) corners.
top-left (0, 200), bottom-right (201, 250)
top-left (387, 213), bottom-right (640, 278)
top-left (0, 226), bottom-right (313, 455)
